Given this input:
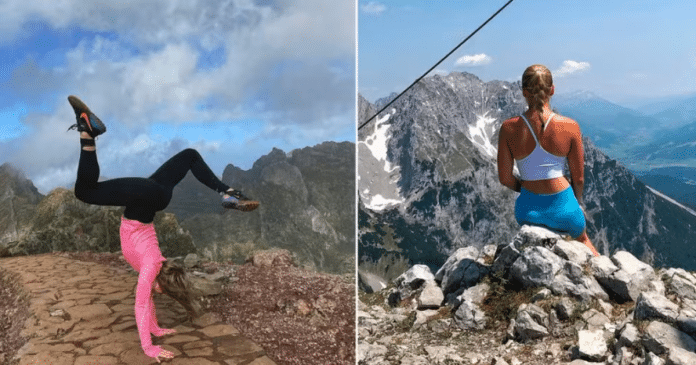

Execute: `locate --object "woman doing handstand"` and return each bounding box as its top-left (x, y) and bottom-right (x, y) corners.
top-left (497, 65), bottom-right (600, 257)
top-left (68, 95), bottom-right (259, 362)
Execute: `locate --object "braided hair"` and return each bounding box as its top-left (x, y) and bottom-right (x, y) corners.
top-left (522, 64), bottom-right (554, 130)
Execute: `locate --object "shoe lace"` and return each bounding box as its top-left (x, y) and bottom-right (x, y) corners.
top-left (226, 189), bottom-right (247, 200)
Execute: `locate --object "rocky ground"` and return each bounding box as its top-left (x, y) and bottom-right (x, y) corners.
top-left (0, 249), bottom-right (355, 365)
top-left (0, 268), bottom-right (30, 365)
top-left (358, 226), bottom-right (696, 365)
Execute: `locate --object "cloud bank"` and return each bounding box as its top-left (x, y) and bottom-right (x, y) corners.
top-left (554, 60), bottom-right (591, 78)
top-left (455, 53), bottom-right (492, 67)
top-left (0, 0), bottom-right (356, 193)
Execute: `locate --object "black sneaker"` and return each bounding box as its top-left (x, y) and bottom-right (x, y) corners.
top-left (222, 189), bottom-right (259, 211)
top-left (66, 95), bottom-right (106, 138)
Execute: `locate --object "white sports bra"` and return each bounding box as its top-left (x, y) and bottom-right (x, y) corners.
top-left (515, 114), bottom-right (567, 181)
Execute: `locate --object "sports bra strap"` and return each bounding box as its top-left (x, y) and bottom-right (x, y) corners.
top-left (519, 115), bottom-right (538, 143)
top-left (520, 113), bottom-right (556, 144)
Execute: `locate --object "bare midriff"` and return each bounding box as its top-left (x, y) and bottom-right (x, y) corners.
top-left (521, 176), bottom-right (570, 195)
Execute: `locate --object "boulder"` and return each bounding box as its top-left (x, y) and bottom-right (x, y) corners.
top-left (676, 307), bottom-right (696, 337)
top-left (395, 264), bottom-right (435, 299)
top-left (591, 252), bottom-right (655, 302)
top-left (634, 292), bottom-right (680, 323)
top-left (666, 346), bottom-right (696, 365)
top-left (417, 280), bottom-right (444, 309)
top-left (512, 225), bottom-right (562, 251)
top-left (491, 243), bottom-right (520, 277)
top-left (514, 303), bottom-right (549, 341)
top-left (435, 246), bottom-right (487, 294)
top-left (616, 322), bottom-right (640, 349)
top-left (642, 321), bottom-right (696, 355)
top-left (553, 240), bottom-right (594, 265)
top-left (453, 299), bottom-right (487, 330)
top-left (581, 309), bottom-right (610, 330)
top-left (452, 283), bottom-right (489, 330)
top-left (575, 329), bottom-right (608, 362)
top-left (510, 246), bottom-right (564, 288)
top-left (550, 261), bottom-right (609, 302)
top-left (662, 268), bottom-right (696, 301)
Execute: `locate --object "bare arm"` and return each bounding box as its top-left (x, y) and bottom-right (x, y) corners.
top-left (567, 122), bottom-right (585, 205)
top-left (497, 120), bottom-right (521, 192)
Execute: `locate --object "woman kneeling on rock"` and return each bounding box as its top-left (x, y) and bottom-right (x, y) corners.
top-left (68, 96), bottom-right (259, 362)
top-left (497, 65), bottom-right (600, 257)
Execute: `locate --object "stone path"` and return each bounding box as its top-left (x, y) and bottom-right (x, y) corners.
top-left (0, 254), bottom-right (277, 365)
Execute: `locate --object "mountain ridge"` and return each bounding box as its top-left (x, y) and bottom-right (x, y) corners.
top-left (358, 71), bottom-right (696, 280)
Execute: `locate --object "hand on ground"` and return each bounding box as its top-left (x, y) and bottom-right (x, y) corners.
top-left (154, 348), bottom-right (175, 363)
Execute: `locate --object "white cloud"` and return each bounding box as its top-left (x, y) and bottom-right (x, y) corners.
top-left (455, 54), bottom-right (492, 67)
top-left (554, 60), bottom-right (591, 78)
top-left (361, 1), bottom-right (386, 15)
top-left (1, 0), bottom-right (356, 192)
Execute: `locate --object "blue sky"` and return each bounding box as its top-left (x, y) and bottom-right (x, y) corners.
top-left (359, 1), bottom-right (696, 105)
top-left (0, 0), bottom-right (356, 194)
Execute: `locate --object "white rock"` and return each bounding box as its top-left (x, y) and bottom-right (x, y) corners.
top-left (663, 268), bottom-right (696, 301)
top-left (453, 299), bottom-right (487, 330)
top-left (666, 345), bottom-right (696, 365)
top-left (612, 251), bottom-right (654, 278)
top-left (511, 246), bottom-right (564, 288)
top-left (577, 329), bottom-right (607, 361)
top-left (395, 264), bottom-right (435, 288)
top-left (642, 321), bottom-right (696, 355)
top-left (634, 292), bottom-right (680, 322)
top-left (550, 261), bottom-right (609, 302)
top-left (417, 280), bottom-right (444, 309)
top-left (554, 239), bottom-right (594, 265)
top-left (616, 322), bottom-right (640, 349)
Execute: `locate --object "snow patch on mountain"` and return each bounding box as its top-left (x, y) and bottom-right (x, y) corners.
top-left (362, 111), bottom-right (398, 173)
top-left (466, 112), bottom-right (498, 158)
top-left (358, 109), bottom-right (405, 212)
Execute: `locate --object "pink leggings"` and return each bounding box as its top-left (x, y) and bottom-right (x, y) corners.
top-left (120, 216), bottom-right (168, 358)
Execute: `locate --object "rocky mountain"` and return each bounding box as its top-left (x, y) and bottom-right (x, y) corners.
top-left (0, 163), bottom-right (43, 254)
top-left (2, 187), bottom-right (196, 258)
top-left (359, 226), bottom-right (696, 364)
top-left (358, 71), bottom-right (696, 282)
top-left (0, 141), bottom-right (354, 275)
top-left (167, 141), bottom-right (356, 275)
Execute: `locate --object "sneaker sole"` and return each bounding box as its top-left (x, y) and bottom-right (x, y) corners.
top-left (223, 200), bottom-right (259, 212)
top-left (68, 95), bottom-right (106, 137)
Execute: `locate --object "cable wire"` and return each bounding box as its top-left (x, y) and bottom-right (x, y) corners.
top-left (358, 0), bottom-right (516, 131)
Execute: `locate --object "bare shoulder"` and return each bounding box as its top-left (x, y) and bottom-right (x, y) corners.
top-left (501, 116), bottom-right (520, 130)
top-left (552, 114), bottom-right (581, 132)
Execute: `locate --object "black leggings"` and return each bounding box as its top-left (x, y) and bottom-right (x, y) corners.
top-left (75, 148), bottom-right (229, 223)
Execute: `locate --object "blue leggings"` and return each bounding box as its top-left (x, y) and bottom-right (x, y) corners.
top-left (515, 187), bottom-right (585, 238)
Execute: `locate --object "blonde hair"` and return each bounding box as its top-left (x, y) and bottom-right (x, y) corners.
top-left (156, 260), bottom-right (202, 318)
top-left (522, 64), bottom-right (553, 129)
